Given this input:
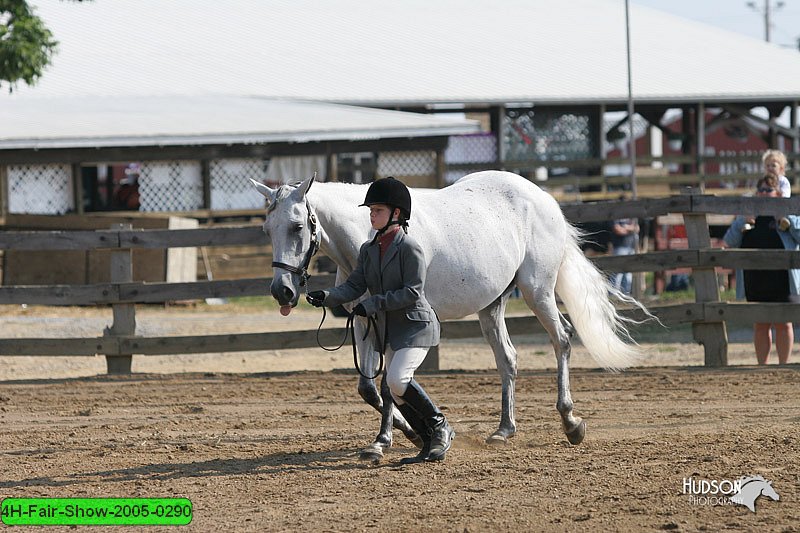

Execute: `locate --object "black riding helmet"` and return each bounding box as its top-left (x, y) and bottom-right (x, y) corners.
top-left (360, 177), bottom-right (412, 220)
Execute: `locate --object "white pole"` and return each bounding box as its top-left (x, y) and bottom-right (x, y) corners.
top-left (625, 0), bottom-right (637, 198)
top-left (765, 0), bottom-right (771, 42)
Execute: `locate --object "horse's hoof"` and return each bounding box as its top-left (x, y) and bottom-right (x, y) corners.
top-left (359, 444), bottom-right (384, 462)
top-left (486, 432), bottom-right (509, 445)
top-left (565, 420), bottom-right (586, 445)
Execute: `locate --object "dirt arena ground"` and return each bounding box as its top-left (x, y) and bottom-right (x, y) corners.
top-left (0, 305), bottom-right (798, 531)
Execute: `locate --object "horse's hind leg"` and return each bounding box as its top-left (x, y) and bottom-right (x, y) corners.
top-left (478, 292), bottom-right (518, 444)
top-left (518, 283), bottom-right (586, 445)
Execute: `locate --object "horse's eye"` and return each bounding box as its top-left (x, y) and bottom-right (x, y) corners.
top-left (293, 223), bottom-right (304, 232)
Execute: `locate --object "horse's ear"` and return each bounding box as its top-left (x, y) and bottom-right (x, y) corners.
top-left (298, 173), bottom-right (315, 199)
top-left (250, 179), bottom-right (276, 205)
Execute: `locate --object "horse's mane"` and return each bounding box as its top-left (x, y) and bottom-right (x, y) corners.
top-left (267, 180), bottom-right (367, 214)
top-left (740, 475), bottom-right (767, 486)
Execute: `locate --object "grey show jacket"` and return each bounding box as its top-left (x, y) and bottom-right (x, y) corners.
top-left (321, 229), bottom-right (440, 350)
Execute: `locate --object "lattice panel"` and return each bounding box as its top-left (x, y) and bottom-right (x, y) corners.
top-left (444, 133), bottom-right (497, 164)
top-left (377, 151), bottom-right (435, 177)
top-left (503, 109), bottom-right (595, 161)
top-left (443, 133), bottom-right (498, 184)
top-left (7, 164), bottom-right (74, 214)
top-left (139, 161), bottom-right (203, 212)
top-left (209, 159), bottom-right (269, 210)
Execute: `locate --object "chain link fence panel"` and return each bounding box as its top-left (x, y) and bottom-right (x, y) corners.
top-left (7, 164), bottom-right (74, 214)
top-left (377, 151), bottom-right (436, 186)
top-left (139, 161), bottom-right (203, 212)
top-left (443, 133), bottom-right (497, 184)
top-left (210, 158), bottom-right (269, 210)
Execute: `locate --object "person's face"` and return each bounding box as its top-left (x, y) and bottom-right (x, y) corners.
top-left (756, 184), bottom-right (779, 197)
top-left (764, 158), bottom-right (785, 176)
top-left (369, 204), bottom-right (394, 230)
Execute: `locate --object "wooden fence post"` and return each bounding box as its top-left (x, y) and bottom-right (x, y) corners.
top-left (104, 223), bottom-right (135, 374)
top-left (418, 345), bottom-right (440, 372)
top-left (683, 189), bottom-right (728, 366)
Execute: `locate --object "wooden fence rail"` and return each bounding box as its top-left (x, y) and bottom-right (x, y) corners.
top-left (2, 193), bottom-right (800, 373)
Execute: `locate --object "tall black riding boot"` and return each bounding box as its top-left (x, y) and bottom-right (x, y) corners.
top-left (399, 379), bottom-right (455, 462)
top-left (395, 402), bottom-right (430, 465)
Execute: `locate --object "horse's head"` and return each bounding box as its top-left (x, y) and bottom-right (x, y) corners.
top-left (251, 175), bottom-right (319, 313)
top-left (732, 475), bottom-right (781, 511)
top-left (761, 480), bottom-right (780, 501)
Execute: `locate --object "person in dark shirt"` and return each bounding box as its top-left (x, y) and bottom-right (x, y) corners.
top-left (609, 216), bottom-right (639, 295)
top-left (723, 174), bottom-right (800, 364)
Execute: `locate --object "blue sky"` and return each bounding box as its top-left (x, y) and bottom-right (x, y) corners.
top-left (632, 0), bottom-right (800, 49)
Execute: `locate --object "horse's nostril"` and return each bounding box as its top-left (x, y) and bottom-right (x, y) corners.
top-left (270, 282), bottom-right (295, 304)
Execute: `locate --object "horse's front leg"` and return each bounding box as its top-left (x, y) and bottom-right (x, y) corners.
top-left (357, 375), bottom-right (394, 462)
top-left (354, 320), bottom-right (420, 462)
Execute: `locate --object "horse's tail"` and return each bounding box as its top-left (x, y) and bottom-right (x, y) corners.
top-left (554, 223), bottom-right (650, 371)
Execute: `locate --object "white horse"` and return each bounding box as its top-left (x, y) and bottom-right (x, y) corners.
top-left (252, 170), bottom-right (645, 460)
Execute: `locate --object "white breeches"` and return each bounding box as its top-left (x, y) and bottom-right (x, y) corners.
top-left (384, 346), bottom-right (430, 403)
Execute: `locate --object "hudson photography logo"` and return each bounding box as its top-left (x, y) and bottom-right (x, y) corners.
top-left (682, 475), bottom-right (780, 512)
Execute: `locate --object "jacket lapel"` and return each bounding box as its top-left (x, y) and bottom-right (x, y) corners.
top-left (367, 240), bottom-right (381, 279)
top-left (381, 230), bottom-right (403, 272)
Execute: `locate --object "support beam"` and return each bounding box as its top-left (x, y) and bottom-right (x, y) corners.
top-left (326, 150), bottom-right (338, 182)
top-left (597, 103), bottom-right (607, 191)
top-left (71, 163), bottom-right (84, 215)
top-left (720, 103), bottom-right (797, 139)
top-left (696, 102), bottom-right (706, 179)
top-left (201, 159), bottom-right (211, 209)
top-left (681, 108), bottom-right (693, 177)
top-left (435, 149), bottom-right (446, 189)
top-left (0, 164), bottom-right (8, 223)
top-left (493, 105), bottom-right (507, 169)
top-left (793, 101), bottom-right (799, 190)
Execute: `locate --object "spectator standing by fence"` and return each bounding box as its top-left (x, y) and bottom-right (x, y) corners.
top-left (731, 151), bottom-right (792, 301)
top-left (723, 174), bottom-right (799, 365)
top-left (609, 216), bottom-right (639, 295)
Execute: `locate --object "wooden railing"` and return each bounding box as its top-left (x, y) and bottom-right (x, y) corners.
top-left (2, 192), bottom-right (800, 373)
top-left (446, 151), bottom-right (800, 201)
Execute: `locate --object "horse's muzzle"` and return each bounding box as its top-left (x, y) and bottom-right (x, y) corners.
top-left (270, 273), bottom-right (298, 307)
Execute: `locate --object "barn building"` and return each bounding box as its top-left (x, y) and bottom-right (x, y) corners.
top-left (4, 0), bottom-right (800, 215)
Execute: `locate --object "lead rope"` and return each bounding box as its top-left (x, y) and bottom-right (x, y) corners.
top-left (314, 306), bottom-right (384, 380)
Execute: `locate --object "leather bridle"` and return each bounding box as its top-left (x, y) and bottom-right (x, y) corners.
top-left (270, 200), bottom-right (320, 288)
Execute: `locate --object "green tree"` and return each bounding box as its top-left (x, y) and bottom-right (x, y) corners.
top-left (0, 0), bottom-right (58, 92)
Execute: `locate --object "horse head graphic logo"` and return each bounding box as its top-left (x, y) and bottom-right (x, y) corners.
top-left (729, 475), bottom-right (780, 513)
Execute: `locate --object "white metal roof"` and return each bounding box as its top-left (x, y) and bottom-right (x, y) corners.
top-left (0, 96), bottom-right (479, 150)
top-left (7, 0), bottom-right (800, 105)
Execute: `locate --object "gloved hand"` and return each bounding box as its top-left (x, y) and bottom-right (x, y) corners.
top-left (778, 217), bottom-right (791, 232)
top-left (352, 303), bottom-right (368, 317)
top-left (306, 290), bottom-right (326, 307)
